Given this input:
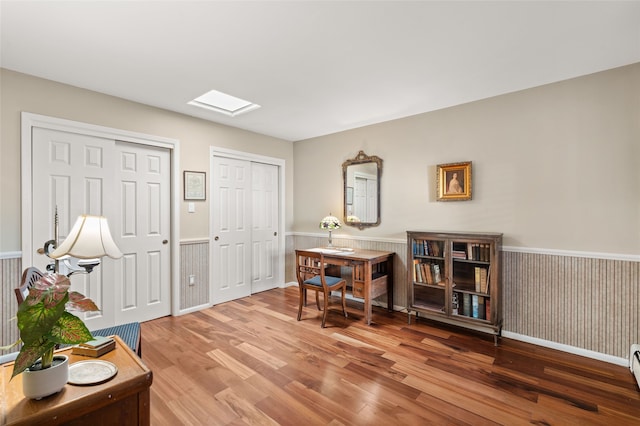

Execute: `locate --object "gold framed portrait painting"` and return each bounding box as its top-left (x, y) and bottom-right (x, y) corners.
top-left (437, 161), bottom-right (472, 201)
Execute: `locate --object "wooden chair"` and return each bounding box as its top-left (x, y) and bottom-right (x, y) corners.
top-left (295, 249), bottom-right (348, 328)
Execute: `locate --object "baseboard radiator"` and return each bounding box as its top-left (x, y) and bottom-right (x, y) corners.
top-left (631, 344), bottom-right (640, 389)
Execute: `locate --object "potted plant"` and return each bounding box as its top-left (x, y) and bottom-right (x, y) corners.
top-left (11, 272), bottom-right (99, 399)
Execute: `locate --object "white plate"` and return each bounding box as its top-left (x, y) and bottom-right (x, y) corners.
top-left (68, 360), bottom-right (118, 385)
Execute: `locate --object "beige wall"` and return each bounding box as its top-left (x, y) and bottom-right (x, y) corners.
top-left (0, 69), bottom-right (294, 252)
top-left (294, 63), bottom-right (640, 255)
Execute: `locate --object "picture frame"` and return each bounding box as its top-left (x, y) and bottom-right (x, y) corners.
top-left (346, 186), bottom-right (354, 205)
top-left (184, 171), bottom-right (206, 200)
top-left (436, 161), bottom-right (472, 201)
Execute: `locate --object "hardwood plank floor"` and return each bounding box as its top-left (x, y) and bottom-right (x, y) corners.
top-left (141, 287), bottom-right (640, 425)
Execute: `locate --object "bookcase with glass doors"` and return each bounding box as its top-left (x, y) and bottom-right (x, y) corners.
top-left (406, 231), bottom-right (503, 344)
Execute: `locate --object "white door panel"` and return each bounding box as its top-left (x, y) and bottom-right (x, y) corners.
top-left (32, 128), bottom-right (117, 329)
top-left (212, 156), bottom-right (251, 304)
top-left (251, 162), bottom-right (278, 293)
top-left (114, 141), bottom-right (171, 324)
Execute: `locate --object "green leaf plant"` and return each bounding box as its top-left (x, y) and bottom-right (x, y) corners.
top-left (11, 273), bottom-right (99, 379)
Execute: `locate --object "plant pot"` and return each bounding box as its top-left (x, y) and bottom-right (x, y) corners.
top-left (22, 354), bottom-right (69, 400)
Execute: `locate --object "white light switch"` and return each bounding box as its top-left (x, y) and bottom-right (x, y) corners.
top-left (188, 202), bottom-right (195, 213)
top-left (189, 275), bottom-right (195, 286)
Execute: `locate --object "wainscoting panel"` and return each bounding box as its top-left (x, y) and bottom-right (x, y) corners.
top-left (290, 236), bottom-right (639, 360)
top-left (180, 240), bottom-right (209, 310)
top-left (503, 251), bottom-right (639, 360)
top-left (1, 256), bottom-right (21, 355)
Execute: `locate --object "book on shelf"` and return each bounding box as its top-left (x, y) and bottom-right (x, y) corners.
top-left (462, 293), bottom-right (471, 317)
top-left (478, 296), bottom-right (485, 320)
top-left (413, 259), bottom-right (422, 283)
top-left (480, 268), bottom-right (488, 293)
top-left (421, 262), bottom-right (431, 284)
top-left (486, 266), bottom-right (491, 293)
top-left (485, 298), bottom-right (491, 320)
top-left (471, 294), bottom-right (479, 318)
top-left (452, 250), bottom-right (467, 259)
top-left (429, 241), bottom-right (441, 257)
top-left (474, 267), bottom-right (481, 292)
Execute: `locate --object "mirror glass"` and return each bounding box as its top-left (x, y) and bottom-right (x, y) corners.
top-left (342, 151), bottom-right (382, 229)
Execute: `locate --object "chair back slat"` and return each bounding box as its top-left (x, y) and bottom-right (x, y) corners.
top-left (15, 267), bottom-right (44, 305)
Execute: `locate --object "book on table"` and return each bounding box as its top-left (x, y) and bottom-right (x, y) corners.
top-left (71, 335), bottom-right (116, 357)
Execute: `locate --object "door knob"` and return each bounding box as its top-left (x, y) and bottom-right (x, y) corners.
top-left (214, 236), bottom-right (219, 241)
top-left (274, 232), bottom-right (277, 236)
top-left (162, 240), bottom-right (168, 244)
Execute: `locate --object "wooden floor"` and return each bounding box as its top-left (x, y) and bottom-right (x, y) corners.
top-left (140, 287), bottom-right (640, 425)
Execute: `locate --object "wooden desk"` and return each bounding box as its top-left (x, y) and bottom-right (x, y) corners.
top-left (309, 248), bottom-right (395, 325)
top-left (1, 335), bottom-right (152, 426)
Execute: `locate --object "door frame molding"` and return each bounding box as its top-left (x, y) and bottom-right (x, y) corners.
top-left (209, 146), bottom-right (286, 304)
top-left (21, 112), bottom-right (182, 316)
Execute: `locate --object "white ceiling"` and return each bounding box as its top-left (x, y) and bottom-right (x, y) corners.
top-left (2, 1), bottom-right (639, 142)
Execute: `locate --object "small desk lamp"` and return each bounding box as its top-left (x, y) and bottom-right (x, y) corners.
top-left (45, 214), bottom-right (122, 275)
top-left (319, 214), bottom-right (341, 248)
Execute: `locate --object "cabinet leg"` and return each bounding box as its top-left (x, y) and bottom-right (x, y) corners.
top-left (494, 324), bottom-right (503, 346)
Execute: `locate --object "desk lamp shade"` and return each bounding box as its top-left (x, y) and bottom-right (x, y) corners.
top-left (319, 214), bottom-right (341, 247)
top-left (50, 215), bottom-right (122, 259)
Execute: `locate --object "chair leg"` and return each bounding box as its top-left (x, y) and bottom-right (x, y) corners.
top-left (341, 287), bottom-right (348, 318)
top-left (321, 291), bottom-right (329, 328)
top-left (315, 290), bottom-right (322, 311)
top-left (297, 286), bottom-right (304, 321)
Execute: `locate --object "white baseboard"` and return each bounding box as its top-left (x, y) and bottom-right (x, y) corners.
top-left (502, 331), bottom-right (628, 367)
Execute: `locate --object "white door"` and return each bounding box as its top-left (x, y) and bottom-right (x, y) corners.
top-left (211, 156), bottom-right (251, 304)
top-left (31, 128), bottom-right (117, 329)
top-left (354, 172), bottom-right (377, 223)
top-left (114, 141), bottom-right (172, 324)
top-left (251, 162), bottom-right (279, 294)
top-left (31, 128), bottom-right (171, 328)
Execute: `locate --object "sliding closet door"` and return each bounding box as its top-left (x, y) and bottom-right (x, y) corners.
top-left (251, 162), bottom-right (279, 294)
top-left (31, 128), bottom-right (172, 328)
top-left (211, 156), bottom-right (252, 304)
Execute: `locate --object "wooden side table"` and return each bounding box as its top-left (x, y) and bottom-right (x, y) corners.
top-left (1, 335), bottom-right (152, 425)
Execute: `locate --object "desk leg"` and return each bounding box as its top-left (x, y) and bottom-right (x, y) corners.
top-left (364, 262), bottom-right (373, 325)
top-left (386, 256), bottom-right (394, 312)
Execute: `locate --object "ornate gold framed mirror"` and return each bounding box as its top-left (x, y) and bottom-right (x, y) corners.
top-left (342, 151), bottom-right (382, 229)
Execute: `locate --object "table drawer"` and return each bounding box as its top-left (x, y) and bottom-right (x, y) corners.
top-left (353, 282), bottom-right (365, 298)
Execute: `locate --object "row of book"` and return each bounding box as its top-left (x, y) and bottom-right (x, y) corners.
top-left (412, 239), bottom-right (443, 257)
top-left (413, 260), bottom-right (443, 285)
top-left (451, 243), bottom-right (492, 261)
top-left (454, 293), bottom-right (490, 320)
top-left (467, 243), bottom-right (491, 262)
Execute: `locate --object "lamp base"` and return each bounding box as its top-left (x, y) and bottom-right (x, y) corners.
top-left (327, 230), bottom-right (333, 248)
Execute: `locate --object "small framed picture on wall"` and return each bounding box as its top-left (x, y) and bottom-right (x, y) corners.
top-left (184, 171), bottom-right (206, 200)
top-left (436, 161), bottom-right (472, 201)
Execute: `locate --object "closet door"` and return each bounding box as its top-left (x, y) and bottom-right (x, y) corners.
top-left (31, 129), bottom-right (172, 328)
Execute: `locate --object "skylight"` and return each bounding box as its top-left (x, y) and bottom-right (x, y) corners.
top-left (188, 90), bottom-right (260, 117)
